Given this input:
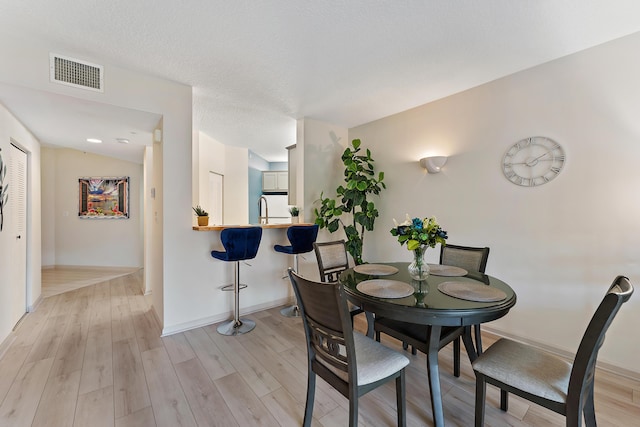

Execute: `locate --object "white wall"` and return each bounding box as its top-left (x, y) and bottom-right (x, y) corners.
top-left (41, 147), bottom-right (143, 267)
top-left (0, 34), bottom-right (192, 331)
top-left (0, 102), bottom-right (41, 346)
top-left (298, 118), bottom-right (349, 224)
top-left (195, 131), bottom-right (248, 225)
top-left (223, 146), bottom-right (249, 225)
top-left (40, 147), bottom-right (55, 267)
top-left (347, 33), bottom-right (640, 375)
top-left (296, 118), bottom-right (351, 277)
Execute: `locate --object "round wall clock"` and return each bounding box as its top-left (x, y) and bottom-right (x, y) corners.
top-left (502, 136), bottom-right (565, 187)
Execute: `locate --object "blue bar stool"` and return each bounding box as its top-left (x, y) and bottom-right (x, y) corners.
top-left (274, 224), bottom-right (319, 317)
top-left (211, 227), bottom-right (263, 335)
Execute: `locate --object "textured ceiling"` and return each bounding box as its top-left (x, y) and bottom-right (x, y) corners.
top-left (1, 1), bottom-right (640, 162)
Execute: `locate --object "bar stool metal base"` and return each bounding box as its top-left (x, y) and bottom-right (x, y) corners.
top-left (217, 318), bottom-right (256, 336)
top-left (280, 253), bottom-right (302, 318)
top-left (280, 304), bottom-right (301, 317)
top-left (216, 260), bottom-right (256, 336)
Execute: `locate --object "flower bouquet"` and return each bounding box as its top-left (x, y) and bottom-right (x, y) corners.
top-left (390, 215), bottom-right (448, 280)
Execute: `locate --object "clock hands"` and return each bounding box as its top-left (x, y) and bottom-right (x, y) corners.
top-left (506, 151), bottom-right (552, 167)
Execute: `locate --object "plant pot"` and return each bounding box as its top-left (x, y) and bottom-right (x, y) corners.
top-left (197, 216), bottom-right (209, 226)
top-left (291, 216), bottom-right (299, 224)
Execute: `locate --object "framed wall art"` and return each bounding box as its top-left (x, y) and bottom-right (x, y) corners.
top-left (78, 176), bottom-right (129, 219)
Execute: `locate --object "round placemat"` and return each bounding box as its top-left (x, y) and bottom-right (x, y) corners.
top-left (428, 264), bottom-right (468, 277)
top-left (353, 264), bottom-right (399, 276)
top-left (437, 281), bottom-right (506, 302)
top-left (356, 279), bottom-right (414, 299)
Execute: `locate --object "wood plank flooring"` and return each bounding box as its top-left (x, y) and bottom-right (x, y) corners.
top-left (0, 269), bottom-right (639, 426)
top-left (41, 266), bottom-right (140, 298)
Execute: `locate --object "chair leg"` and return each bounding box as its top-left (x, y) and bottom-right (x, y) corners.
top-left (583, 382), bottom-right (596, 427)
top-left (348, 392), bottom-right (358, 427)
top-left (302, 370), bottom-right (316, 427)
top-left (396, 370), bottom-right (407, 427)
top-left (475, 373), bottom-right (486, 427)
top-left (364, 311), bottom-right (375, 338)
top-left (453, 336), bottom-right (461, 377)
top-left (500, 389), bottom-right (509, 411)
top-left (474, 324), bottom-right (483, 355)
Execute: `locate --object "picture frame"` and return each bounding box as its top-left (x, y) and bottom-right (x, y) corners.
top-left (78, 176), bottom-right (130, 219)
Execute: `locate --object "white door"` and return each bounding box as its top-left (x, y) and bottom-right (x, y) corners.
top-left (9, 143), bottom-right (27, 327)
top-left (208, 172), bottom-right (223, 225)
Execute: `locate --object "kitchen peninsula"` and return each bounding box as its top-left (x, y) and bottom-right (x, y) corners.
top-left (185, 222), bottom-right (318, 336)
top-left (193, 222), bottom-right (312, 231)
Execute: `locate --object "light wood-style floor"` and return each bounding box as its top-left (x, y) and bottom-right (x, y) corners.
top-left (0, 270), bottom-right (639, 426)
top-left (41, 266), bottom-right (140, 298)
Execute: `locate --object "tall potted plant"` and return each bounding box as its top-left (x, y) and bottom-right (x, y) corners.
top-left (314, 139), bottom-right (385, 265)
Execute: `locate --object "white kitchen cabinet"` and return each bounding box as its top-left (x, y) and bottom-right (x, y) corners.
top-left (262, 171), bottom-right (288, 192)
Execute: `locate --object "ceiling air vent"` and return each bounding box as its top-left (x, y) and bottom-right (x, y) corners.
top-left (49, 53), bottom-right (104, 92)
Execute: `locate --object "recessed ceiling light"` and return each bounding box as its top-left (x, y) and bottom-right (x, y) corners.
top-left (116, 138), bottom-right (130, 144)
top-left (86, 138), bottom-right (102, 144)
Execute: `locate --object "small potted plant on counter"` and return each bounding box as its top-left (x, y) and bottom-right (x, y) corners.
top-left (193, 205), bottom-right (209, 226)
top-left (289, 206), bottom-right (300, 224)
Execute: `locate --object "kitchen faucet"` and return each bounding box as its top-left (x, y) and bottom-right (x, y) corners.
top-left (258, 196), bottom-right (269, 224)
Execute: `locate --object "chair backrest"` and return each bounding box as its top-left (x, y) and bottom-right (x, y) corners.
top-left (288, 269), bottom-right (357, 385)
top-left (314, 240), bottom-right (350, 282)
top-left (219, 227), bottom-right (263, 261)
top-left (440, 244), bottom-right (490, 273)
top-left (287, 224), bottom-right (319, 254)
top-left (567, 275), bottom-right (633, 411)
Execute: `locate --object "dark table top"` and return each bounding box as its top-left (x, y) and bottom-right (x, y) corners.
top-left (339, 262), bottom-right (517, 327)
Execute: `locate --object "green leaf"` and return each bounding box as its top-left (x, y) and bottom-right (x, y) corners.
top-left (356, 181), bottom-right (367, 191)
top-left (351, 139), bottom-right (361, 150)
top-left (407, 240), bottom-right (420, 251)
top-left (378, 171), bottom-right (384, 181)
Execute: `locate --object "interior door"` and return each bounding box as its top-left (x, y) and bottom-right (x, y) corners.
top-left (9, 143), bottom-right (27, 327)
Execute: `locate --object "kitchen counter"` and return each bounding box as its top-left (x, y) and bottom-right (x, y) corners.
top-left (193, 222), bottom-right (314, 231)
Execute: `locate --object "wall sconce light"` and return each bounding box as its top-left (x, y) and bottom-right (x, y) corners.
top-left (420, 156), bottom-right (448, 174)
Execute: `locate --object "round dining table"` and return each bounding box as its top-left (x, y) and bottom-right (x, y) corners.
top-left (339, 262), bottom-right (516, 427)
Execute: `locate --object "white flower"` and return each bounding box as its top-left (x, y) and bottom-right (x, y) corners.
top-left (399, 214), bottom-right (412, 227)
top-left (393, 214), bottom-right (412, 227)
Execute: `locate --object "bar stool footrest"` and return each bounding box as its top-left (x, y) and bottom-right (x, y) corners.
top-left (220, 283), bottom-right (248, 291)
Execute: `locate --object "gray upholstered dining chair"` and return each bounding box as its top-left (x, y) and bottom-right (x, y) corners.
top-left (313, 240), bottom-right (366, 320)
top-left (374, 244), bottom-right (490, 377)
top-left (288, 269), bottom-right (409, 427)
top-left (473, 275), bottom-right (633, 427)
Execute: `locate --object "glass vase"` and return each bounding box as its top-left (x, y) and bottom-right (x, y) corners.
top-left (408, 245), bottom-right (430, 281)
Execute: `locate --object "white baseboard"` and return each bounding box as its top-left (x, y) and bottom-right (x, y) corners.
top-left (160, 297), bottom-right (291, 337)
top-left (28, 295), bottom-right (42, 313)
